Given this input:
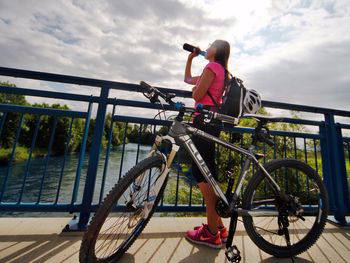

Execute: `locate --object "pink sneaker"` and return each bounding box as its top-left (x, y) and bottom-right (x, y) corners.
top-left (186, 224), bottom-right (222, 249)
top-left (194, 224), bottom-right (228, 243)
top-left (218, 225), bottom-right (228, 243)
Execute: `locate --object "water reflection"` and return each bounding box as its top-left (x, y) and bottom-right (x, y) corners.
top-left (0, 143), bottom-right (151, 216)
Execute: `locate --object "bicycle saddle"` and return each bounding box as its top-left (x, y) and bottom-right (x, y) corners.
top-left (241, 114), bottom-right (285, 123)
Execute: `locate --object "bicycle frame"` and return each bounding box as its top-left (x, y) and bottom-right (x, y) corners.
top-left (136, 119), bottom-right (285, 218)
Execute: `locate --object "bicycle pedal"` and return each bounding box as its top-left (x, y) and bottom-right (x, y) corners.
top-left (225, 245), bottom-right (241, 263)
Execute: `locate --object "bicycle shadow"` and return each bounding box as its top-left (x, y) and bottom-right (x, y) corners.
top-left (177, 243), bottom-right (221, 263)
top-left (260, 257), bottom-right (312, 263)
top-left (119, 253), bottom-right (136, 262)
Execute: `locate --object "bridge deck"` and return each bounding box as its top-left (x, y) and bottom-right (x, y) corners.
top-left (0, 217), bottom-right (349, 263)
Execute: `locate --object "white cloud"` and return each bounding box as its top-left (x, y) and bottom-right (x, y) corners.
top-left (0, 0), bottom-right (349, 128)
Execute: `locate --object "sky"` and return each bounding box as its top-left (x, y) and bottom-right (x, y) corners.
top-left (0, 0), bottom-right (349, 126)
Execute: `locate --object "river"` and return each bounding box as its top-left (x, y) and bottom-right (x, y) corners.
top-left (0, 143), bottom-right (154, 216)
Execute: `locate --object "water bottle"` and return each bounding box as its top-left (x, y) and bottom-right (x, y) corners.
top-left (183, 43), bottom-right (206, 57)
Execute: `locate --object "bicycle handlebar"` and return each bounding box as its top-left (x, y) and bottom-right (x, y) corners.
top-left (140, 81), bottom-right (239, 124)
top-left (140, 81), bottom-right (278, 146)
top-left (213, 112), bottom-right (239, 125)
top-left (140, 81), bottom-right (175, 106)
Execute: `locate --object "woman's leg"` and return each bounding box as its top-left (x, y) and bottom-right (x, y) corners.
top-left (198, 182), bottom-right (221, 235)
top-left (217, 217), bottom-right (224, 228)
top-left (191, 115), bottom-right (225, 233)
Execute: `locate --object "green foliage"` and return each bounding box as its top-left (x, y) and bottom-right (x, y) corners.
top-left (163, 176), bottom-right (203, 206)
top-left (0, 82), bottom-right (28, 148)
top-left (20, 103), bottom-right (74, 155)
top-left (128, 124), bottom-right (155, 145)
top-left (0, 146), bottom-right (29, 165)
top-left (0, 81), bottom-right (28, 105)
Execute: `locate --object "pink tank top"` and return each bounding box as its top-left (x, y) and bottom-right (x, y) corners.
top-left (194, 62), bottom-right (225, 109)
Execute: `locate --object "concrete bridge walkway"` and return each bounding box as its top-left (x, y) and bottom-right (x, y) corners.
top-left (0, 217), bottom-right (349, 263)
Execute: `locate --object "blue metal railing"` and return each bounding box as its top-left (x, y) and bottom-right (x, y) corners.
top-left (0, 99), bottom-right (92, 210)
top-left (0, 66), bottom-right (349, 228)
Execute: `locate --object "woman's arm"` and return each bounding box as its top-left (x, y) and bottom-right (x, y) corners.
top-left (185, 76), bottom-right (200, 85)
top-left (184, 52), bottom-right (199, 85)
top-left (192, 68), bottom-right (215, 101)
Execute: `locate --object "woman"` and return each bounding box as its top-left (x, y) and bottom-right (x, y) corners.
top-left (184, 40), bottom-right (230, 249)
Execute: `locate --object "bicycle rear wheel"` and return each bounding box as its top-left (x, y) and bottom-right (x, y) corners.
top-left (242, 159), bottom-right (329, 258)
top-left (79, 155), bottom-right (167, 263)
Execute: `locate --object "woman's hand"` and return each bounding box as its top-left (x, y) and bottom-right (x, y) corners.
top-left (188, 47), bottom-right (200, 59)
top-left (185, 47), bottom-right (200, 84)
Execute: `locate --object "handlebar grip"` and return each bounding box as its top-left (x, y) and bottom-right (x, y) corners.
top-left (214, 113), bottom-right (239, 125)
top-left (140, 81), bottom-right (153, 91)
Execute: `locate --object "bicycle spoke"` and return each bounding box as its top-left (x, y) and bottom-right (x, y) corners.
top-left (96, 215), bottom-right (129, 256)
top-left (87, 157), bottom-right (165, 261)
top-left (247, 163), bottom-right (325, 250)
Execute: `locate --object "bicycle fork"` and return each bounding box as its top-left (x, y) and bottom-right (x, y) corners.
top-left (131, 135), bottom-right (179, 219)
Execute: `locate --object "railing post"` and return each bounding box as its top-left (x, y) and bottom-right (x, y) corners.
top-left (77, 87), bottom-right (109, 230)
top-left (319, 113), bottom-right (349, 225)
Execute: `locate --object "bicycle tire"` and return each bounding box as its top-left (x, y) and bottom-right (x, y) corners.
top-left (242, 158), bottom-right (329, 258)
top-left (79, 154), bottom-right (167, 263)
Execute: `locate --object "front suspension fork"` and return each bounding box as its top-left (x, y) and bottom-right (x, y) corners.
top-left (131, 135), bottom-right (179, 218)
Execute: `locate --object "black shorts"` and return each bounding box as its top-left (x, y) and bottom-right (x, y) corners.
top-left (190, 113), bottom-right (221, 184)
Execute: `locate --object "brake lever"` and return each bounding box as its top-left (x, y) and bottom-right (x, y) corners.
top-left (150, 93), bottom-right (160, 104)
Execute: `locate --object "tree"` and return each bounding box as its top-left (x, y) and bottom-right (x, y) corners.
top-left (0, 81), bottom-right (28, 148)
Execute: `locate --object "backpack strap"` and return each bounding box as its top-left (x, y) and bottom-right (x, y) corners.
top-left (207, 90), bottom-right (220, 109)
top-left (207, 68), bottom-right (233, 110)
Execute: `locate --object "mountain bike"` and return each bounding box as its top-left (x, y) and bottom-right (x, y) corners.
top-left (79, 81), bottom-right (329, 263)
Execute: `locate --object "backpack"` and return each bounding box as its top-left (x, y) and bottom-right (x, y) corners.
top-left (207, 72), bottom-right (247, 118)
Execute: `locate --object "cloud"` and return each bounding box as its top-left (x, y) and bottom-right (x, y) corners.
top-left (0, 0), bottom-right (349, 130)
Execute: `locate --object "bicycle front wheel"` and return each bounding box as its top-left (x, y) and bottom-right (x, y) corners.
top-left (79, 155), bottom-right (167, 263)
top-left (242, 159), bottom-right (329, 258)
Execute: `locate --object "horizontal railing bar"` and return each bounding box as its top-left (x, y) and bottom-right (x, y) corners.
top-left (114, 99), bottom-right (175, 110)
top-left (0, 85), bottom-right (100, 103)
top-left (227, 126), bottom-right (322, 139)
top-left (262, 101), bottom-right (350, 117)
top-left (0, 203), bottom-right (81, 212)
top-left (0, 203), bottom-right (202, 213)
top-left (113, 115), bottom-right (171, 126)
top-left (0, 89), bottom-right (332, 127)
top-left (0, 66), bottom-right (190, 97)
top-left (338, 123), bottom-right (350, 129)
top-left (0, 66), bottom-right (118, 90)
top-left (115, 98), bottom-right (347, 121)
top-left (113, 115), bottom-right (321, 139)
top-left (0, 203), bottom-right (343, 215)
top-left (275, 117), bottom-right (323, 126)
top-left (2, 66), bottom-right (350, 117)
top-left (0, 103), bottom-right (87, 118)
top-left (115, 100), bottom-right (325, 126)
